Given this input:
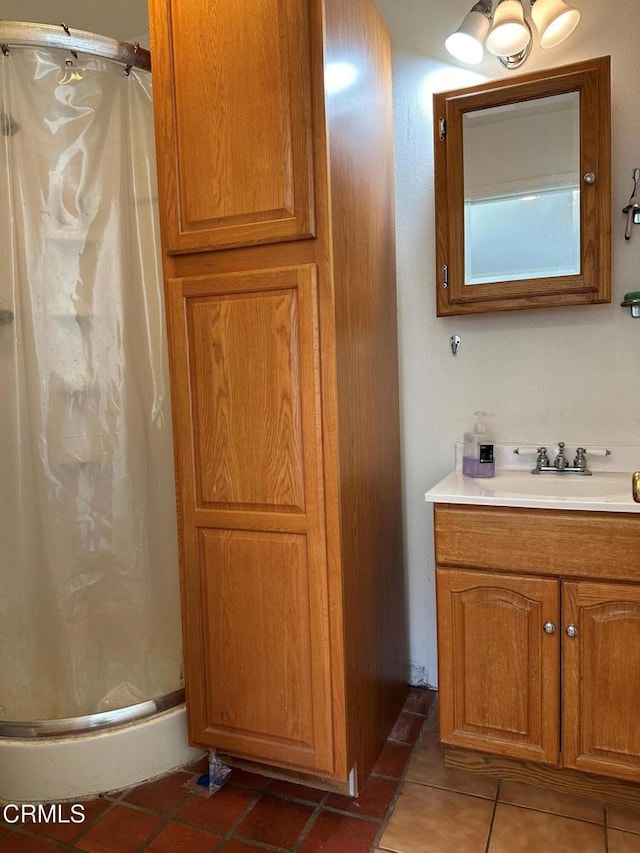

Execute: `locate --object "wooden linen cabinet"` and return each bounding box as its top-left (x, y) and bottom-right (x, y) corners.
top-left (148, 0), bottom-right (407, 791)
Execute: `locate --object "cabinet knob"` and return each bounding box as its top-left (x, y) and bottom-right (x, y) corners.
top-left (543, 621), bottom-right (556, 634)
top-left (565, 624), bottom-right (579, 638)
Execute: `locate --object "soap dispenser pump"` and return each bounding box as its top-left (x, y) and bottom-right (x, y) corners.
top-left (463, 411), bottom-right (495, 479)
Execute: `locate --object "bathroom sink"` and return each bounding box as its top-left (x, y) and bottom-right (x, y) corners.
top-left (487, 472), bottom-right (631, 499)
top-left (425, 446), bottom-right (640, 512)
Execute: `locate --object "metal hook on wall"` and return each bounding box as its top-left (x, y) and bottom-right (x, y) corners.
top-left (623, 168), bottom-right (640, 240)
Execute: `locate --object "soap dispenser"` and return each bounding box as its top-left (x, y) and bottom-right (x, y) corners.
top-left (463, 411), bottom-right (495, 479)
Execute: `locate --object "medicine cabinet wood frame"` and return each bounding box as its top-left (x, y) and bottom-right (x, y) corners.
top-left (433, 56), bottom-right (611, 317)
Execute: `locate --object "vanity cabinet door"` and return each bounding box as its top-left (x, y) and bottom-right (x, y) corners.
top-left (436, 568), bottom-right (560, 764)
top-left (562, 581), bottom-right (640, 781)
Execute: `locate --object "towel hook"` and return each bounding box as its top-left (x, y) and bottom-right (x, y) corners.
top-left (623, 168), bottom-right (640, 240)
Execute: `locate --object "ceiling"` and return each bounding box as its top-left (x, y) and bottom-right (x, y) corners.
top-left (1, 0), bottom-right (149, 42)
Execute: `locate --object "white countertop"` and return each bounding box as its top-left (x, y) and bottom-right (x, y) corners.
top-left (424, 444), bottom-right (640, 514)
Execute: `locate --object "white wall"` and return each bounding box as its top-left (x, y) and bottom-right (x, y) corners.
top-left (374, 0), bottom-right (640, 686)
top-left (4, 0), bottom-right (148, 43)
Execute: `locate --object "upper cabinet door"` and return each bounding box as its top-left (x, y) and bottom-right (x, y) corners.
top-left (150, 0), bottom-right (315, 254)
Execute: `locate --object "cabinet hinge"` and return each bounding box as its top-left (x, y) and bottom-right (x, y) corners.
top-left (442, 264), bottom-right (449, 289)
top-left (439, 117), bottom-right (447, 141)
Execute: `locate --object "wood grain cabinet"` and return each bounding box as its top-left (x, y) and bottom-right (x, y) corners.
top-left (149, 0), bottom-right (406, 792)
top-left (435, 504), bottom-right (640, 784)
top-left (436, 568), bottom-right (560, 765)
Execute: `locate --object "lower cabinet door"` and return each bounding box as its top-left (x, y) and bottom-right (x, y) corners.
top-left (167, 265), bottom-right (336, 774)
top-left (562, 580), bottom-right (640, 781)
top-left (436, 567), bottom-right (559, 763)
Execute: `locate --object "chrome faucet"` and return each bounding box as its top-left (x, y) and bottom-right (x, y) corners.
top-left (515, 444), bottom-right (612, 475)
top-left (531, 442), bottom-right (594, 476)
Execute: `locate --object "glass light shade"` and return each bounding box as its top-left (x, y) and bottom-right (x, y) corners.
top-left (532, 0), bottom-right (580, 48)
top-left (445, 10), bottom-right (491, 65)
top-left (486, 0), bottom-right (531, 56)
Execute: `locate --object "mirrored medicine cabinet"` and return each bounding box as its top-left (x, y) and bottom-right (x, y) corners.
top-left (433, 56), bottom-right (611, 316)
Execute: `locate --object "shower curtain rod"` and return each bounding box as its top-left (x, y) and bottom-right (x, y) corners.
top-left (0, 20), bottom-right (151, 72)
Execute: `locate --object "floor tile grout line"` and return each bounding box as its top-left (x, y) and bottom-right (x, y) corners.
top-left (483, 779), bottom-right (501, 853)
top-left (9, 795), bottom-right (127, 850)
top-left (494, 799), bottom-right (609, 826)
top-left (134, 775), bottom-right (309, 850)
top-left (319, 804), bottom-right (387, 824)
top-left (221, 832), bottom-right (286, 852)
top-left (169, 786), bottom-right (263, 850)
top-left (132, 787), bottom-right (202, 851)
top-left (71, 783), bottom-right (235, 852)
top-left (369, 772), bottom-right (410, 782)
top-left (285, 800), bottom-right (324, 853)
top-left (220, 787), bottom-right (326, 851)
top-left (370, 708), bottom-right (435, 852)
top-left (242, 788), bottom-right (328, 809)
top-left (401, 775), bottom-right (500, 803)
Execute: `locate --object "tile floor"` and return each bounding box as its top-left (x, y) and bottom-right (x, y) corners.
top-left (1, 689), bottom-right (640, 852)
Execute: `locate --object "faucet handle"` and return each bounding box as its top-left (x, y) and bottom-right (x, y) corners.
top-left (536, 446), bottom-right (549, 469)
top-left (574, 447), bottom-right (587, 469)
top-left (554, 442), bottom-right (570, 470)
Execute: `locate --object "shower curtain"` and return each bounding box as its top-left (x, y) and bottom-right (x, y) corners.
top-left (0, 44), bottom-right (183, 721)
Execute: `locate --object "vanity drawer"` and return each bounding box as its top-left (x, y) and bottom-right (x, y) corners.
top-left (434, 504), bottom-right (640, 582)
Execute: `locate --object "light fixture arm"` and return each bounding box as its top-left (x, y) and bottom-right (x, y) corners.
top-left (497, 16), bottom-right (533, 69)
top-left (471, 0), bottom-right (493, 16)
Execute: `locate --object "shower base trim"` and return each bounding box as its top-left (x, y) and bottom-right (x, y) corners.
top-left (0, 688), bottom-right (185, 739)
top-left (0, 703), bottom-right (202, 803)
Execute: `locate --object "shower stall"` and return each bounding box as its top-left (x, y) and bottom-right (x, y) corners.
top-left (0, 21), bottom-right (199, 802)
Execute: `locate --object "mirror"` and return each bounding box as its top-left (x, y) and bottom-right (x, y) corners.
top-left (433, 56), bottom-right (610, 316)
top-left (464, 92), bottom-right (580, 285)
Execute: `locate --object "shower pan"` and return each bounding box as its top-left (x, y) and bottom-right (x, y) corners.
top-left (0, 21), bottom-right (198, 801)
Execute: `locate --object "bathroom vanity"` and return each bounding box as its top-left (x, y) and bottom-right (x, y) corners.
top-left (426, 449), bottom-right (640, 803)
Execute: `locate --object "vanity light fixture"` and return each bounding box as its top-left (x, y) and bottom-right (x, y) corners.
top-left (531, 0), bottom-right (581, 48)
top-left (445, 0), bottom-right (581, 70)
top-left (485, 0), bottom-right (531, 60)
top-left (444, 2), bottom-right (492, 65)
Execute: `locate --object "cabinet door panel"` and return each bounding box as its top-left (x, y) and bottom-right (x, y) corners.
top-left (166, 264), bottom-right (334, 772)
top-left (194, 528), bottom-right (332, 771)
top-left (187, 286), bottom-right (305, 512)
top-left (563, 581), bottom-right (640, 781)
top-left (150, 0), bottom-right (315, 253)
top-left (437, 568), bottom-right (559, 763)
